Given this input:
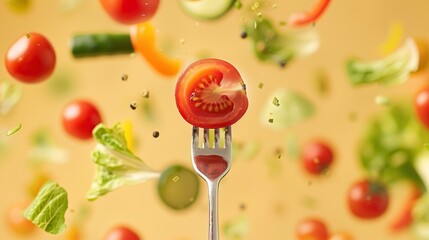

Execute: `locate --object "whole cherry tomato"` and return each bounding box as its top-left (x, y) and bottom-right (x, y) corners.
top-left (62, 100), bottom-right (102, 140)
top-left (5, 201), bottom-right (35, 235)
top-left (301, 140), bottom-right (334, 175)
top-left (296, 218), bottom-right (330, 240)
top-left (5, 32), bottom-right (56, 83)
top-left (104, 225), bottom-right (141, 240)
top-left (348, 179), bottom-right (389, 219)
top-left (99, 0), bottom-right (159, 24)
top-left (415, 86), bottom-right (429, 129)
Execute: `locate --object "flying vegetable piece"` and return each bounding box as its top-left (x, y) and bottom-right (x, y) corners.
top-left (24, 181), bottom-right (68, 234)
top-left (242, 17), bottom-right (319, 67)
top-left (99, 0), bottom-right (159, 25)
top-left (346, 38), bottom-right (419, 86)
top-left (87, 123), bottom-right (159, 200)
top-left (389, 184), bottom-right (421, 232)
top-left (71, 22), bottom-right (181, 76)
top-left (0, 81), bottom-right (22, 115)
top-left (178, 0), bottom-right (236, 20)
top-left (411, 191), bottom-right (429, 239)
top-left (6, 201), bottom-right (36, 235)
top-left (260, 88), bottom-right (315, 129)
top-left (6, 0), bottom-right (31, 13)
top-left (347, 179), bottom-right (389, 219)
top-left (223, 215), bottom-right (249, 239)
top-left (287, 0), bottom-right (332, 27)
top-left (359, 103), bottom-right (429, 187)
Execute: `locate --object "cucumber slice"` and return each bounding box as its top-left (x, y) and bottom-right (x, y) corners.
top-left (179, 0), bottom-right (235, 20)
top-left (157, 165), bottom-right (199, 210)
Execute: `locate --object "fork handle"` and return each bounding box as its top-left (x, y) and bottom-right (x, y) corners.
top-left (208, 181), bottom-right (220, 240)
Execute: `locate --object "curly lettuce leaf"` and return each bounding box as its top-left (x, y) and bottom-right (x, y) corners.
top-left (359, 103), bottom-right (429, 187)
top-left (87, 123), bottom-right (159, 200)
top-left (347, 38), bottom-right (419, 86)
top-left (24, 181), bottom-right (68, 234)
top-left (260, 89), bottom-right (315, 129)
top-left (243, 17), bottom-right (319, 67)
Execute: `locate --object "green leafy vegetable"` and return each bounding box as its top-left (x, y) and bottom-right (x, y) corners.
top-left (0, 81), bottom-right (22, 115)
top-left (243, 17), bottom-right (319, 67)
top-left (87, 123), bottom-right (160, 200)
top-left (24, 181), bottom-right (68, 235)
top-left (260, 89), bottom-right (315, 129)
top-left (359, 103), bottom-right (429, 187)
top-left (6, 124), bottom-right (22, 136)
top-left (346, 38), bottom-right (419, 86)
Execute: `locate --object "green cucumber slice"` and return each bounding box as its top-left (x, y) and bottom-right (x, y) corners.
top-left (179, 0), bottom-right (235, 20)
top-left (157, 165), bottom-right (199, 210)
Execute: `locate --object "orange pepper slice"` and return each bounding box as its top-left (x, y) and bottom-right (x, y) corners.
top-left (130, 22), bottom-right (181, 76)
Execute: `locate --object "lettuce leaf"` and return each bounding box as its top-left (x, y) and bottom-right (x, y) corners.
top-left (24, 181), bottom-right (68, 234)
top-left (347, 38), bottom-right (419, 86)
top-left (87, 123), bottom-right (159, 200)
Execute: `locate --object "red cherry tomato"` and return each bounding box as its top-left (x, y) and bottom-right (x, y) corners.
top-left (99, 0), bottom-right (160, 24)
top-left (296, 218), bottom-right (330, 240)
top-left (415, 86), bottom-right (429, 129)
top-left (105, 226), bottom-right (141, 240)
top-left (175, 58), bottom-right (248, 129)
top-left (347, 179), bottom-right (389, 219)
top-left (302, 140), bottom-right (334, 175)
top-left (62, 100), bottom-right (102, 140)
top-left (5, 201), bottom-right (35, 235)
top-left (5, 32), bottom-right (56, 83)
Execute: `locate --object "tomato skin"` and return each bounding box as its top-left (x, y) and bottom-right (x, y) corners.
top-left (62, 100), bottom-right (102, 140)
top-left (99, 0), bottom-right (159, 24)
top-left (296, 218), bottom-right (330, 240)
top-left (302, 140), bottom-right (334, 175)
top-left (175, 58), bottom-right (248, 129)
top-left (415, 86), bottom-right (429, 129)
top-left (104, 226), bottom-right (141, 240)
top-left (5, 32), bottom-right (56, 83)
top-left (5, 201), bottom-right (35, 235)
top-left (347, 179), bottom-right (389, 219)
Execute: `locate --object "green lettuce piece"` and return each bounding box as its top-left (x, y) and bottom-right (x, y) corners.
top-left (260, 89), bottom-right (315, 129)
top-left (24, 181), bottom-right (68, 235)
top-left (359, 103), bottom-right (429, 186)
top-left (243, 17), bottom-right (319, 67)
top-left (87, 123), bottom-right (160, 200)
top-left (347, 38), bottom-right (419, 86)
top-left (0, 81), bottom-right (22, 115)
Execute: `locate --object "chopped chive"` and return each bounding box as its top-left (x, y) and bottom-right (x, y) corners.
top-left (6, 124), bottom-right (22, 136)
top-left (26, 33), bottom-right (31, 39)
top-left (272, 97), bottom-right (280, 107)
top-left (234, 0), bottom-right (242, 9)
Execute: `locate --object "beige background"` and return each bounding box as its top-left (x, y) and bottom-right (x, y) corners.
top-left (1, 0), bottom-right (429, 239)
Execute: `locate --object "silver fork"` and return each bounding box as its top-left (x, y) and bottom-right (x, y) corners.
top-left (191, 126), bottom-right (232, 240)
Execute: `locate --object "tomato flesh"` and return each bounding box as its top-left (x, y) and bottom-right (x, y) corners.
top-left (302, 140), bottom-right (334, 175)
top-left (348, 179), bottom-right (389, 219)
top-left (62, 100), bottom-right (102, 140)
top-left (105, 226), bottom-right (140, 240)
top-left (175, 58), bottom-right (248, 129)
top-left (296, 218), bottom-right (330, 240)
top-left (100, 0), bottom-right (159, 24)
top-left (5, 32), bottom-right (56, 83)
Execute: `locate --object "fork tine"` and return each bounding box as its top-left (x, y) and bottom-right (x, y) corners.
top-left (192, 126), bottom-right (199, 148)
top-left (214, 128), bottom-right (220, 148)
top-left (203, 128), bottom-right (210, 148)
top-left (225, 126), bottom-right (232, 148)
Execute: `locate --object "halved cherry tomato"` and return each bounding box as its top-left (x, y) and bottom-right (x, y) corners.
top-left (348, 179), bottom-right (389, 219)
top-left (5, 201), bottom-right (35, 235)
top-left (288, 0), bottom-right (331, 27)
top-left (415, 86), bottom-right (429, 129)
top-left (130, 22), bottom-right (181, 76)
top-left (62, 99), bottom-right (102, 140)
top-left (296, 218), bottom-right (330, 240)
top-left (302, 140), bottom-right (334, 175)
top-left (5, 32), bottom-right (56, 83)
top-left (99, 0), bottom-right (159, 24)
top-left (175, 58), bottom-right (248, 129)
top-left (104, 225), bottom-right (140, 240)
